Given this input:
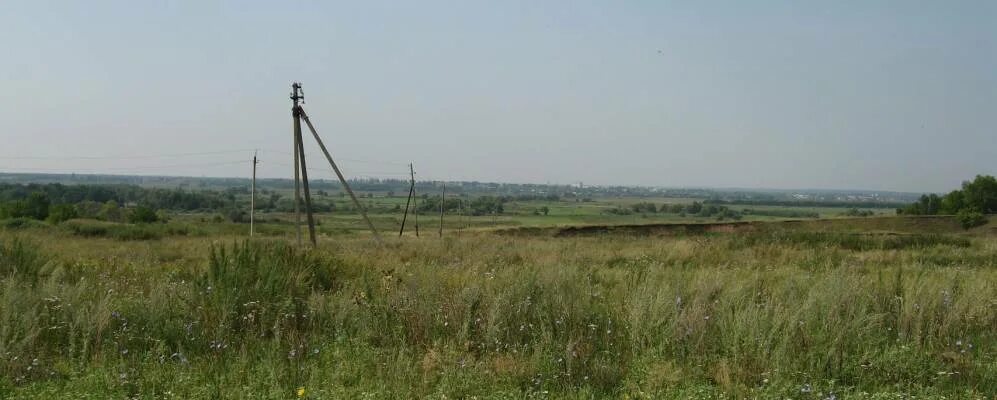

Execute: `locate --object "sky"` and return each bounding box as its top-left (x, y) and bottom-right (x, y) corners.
top-left (1, 1), bottom-right (994, 193)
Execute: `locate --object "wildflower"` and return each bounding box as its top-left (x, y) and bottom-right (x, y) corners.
top-left (800, 384), bottom-right (812, 393)
top-left (296, 387), bottom-right (305, 397)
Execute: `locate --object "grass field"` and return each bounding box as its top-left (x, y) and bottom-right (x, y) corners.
top-left (0, 213), bottom-right (994, 399)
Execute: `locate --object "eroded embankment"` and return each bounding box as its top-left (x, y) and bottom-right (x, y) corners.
top-left (494, 215), bottom-right (970, 237)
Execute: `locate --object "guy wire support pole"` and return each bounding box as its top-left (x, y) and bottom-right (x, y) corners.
top-left (399, 163), bottom-right (415, 237)
top-left (297, 106), bottom-right (383, 244)
top-left (293, 96), bottom-right (318, 247)
top-left (291, 83), bottom-right (304, 246)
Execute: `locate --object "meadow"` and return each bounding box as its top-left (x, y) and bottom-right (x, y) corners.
top-left (0, 215), bottom-right (994, 399)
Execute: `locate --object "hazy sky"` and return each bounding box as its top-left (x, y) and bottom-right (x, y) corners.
top-left (1, 1), bottom-right (994, 193)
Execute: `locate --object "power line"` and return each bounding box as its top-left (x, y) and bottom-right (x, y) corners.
top-left (259, 149), bottom-right (408, 167)
top-left (0, 149), bottom-right (256, 161)
top-left (0, 160), bottom-right (247, 173)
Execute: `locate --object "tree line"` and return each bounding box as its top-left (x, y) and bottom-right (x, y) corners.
top-left (897, 175), bottom-right (995, 228)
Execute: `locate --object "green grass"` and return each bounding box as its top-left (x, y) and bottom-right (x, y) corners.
top-left (0, 222), bottom-right (994, 398)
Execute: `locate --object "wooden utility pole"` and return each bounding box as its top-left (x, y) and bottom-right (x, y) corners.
top-left (294, 112), bottom-right (318, 247)
top-left (298, 106), bottom-right (383, 243)
top-left (291, 84), bottom-right (303, 246)
top-left (439, 182), bottom-right (445, 237)
top-left (399, 163), bottom-right (416, 237)
top-left (250, 151), bottom-right (258, 237)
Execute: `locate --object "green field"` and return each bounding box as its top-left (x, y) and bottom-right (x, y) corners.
top-left (1, 213), bottom-right (994, 399)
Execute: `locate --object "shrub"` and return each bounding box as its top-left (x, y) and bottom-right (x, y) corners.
top-left (956, 209), bottom-right (987, 229)
top-left (127, 206), bottom-right (159, 224)
top-left (46, 204), bottom-right (79, 224)
top-left (61, 220), bottom-right (165, 240)
top-left (0, 217), bottom-right (48, 230)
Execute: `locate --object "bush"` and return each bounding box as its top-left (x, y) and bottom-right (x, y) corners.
top-left (0, 217), bottom-right (48, 230)
top-left (62, 220), bottom-right (167, 240)
top-left (46, 204), bottom-right (79, 224)
top-left (128, 206), bottom-right (159, 224)
top-left (843, 208), bottom-right (874, 217)
top-left (956, 209), bottom-right (987, 229)
top-left (223, 208), bottom-right (247, 223)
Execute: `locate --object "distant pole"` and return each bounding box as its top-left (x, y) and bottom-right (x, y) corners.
top-left (250, 151), bottom-right (258, 237)
top-left (398, 163), bottom-right (415, 237)
top-left (457, 197), bottom-right (463, 238)
top-left (439, 182), bottom-right (445, 237)
top-left (291, 83), bottom-right (303, 246)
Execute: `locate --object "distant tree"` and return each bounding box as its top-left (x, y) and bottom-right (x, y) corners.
top-left (128, 206), bottom-right (159, 224)
top-left (900, 175), bottom-right (996, 216)
top-left (961, 175), bottom-right (997, 213)
top-left (687, 201), bottom-right (703, 214)
top-left (939, 190), bottom-right (965, 215)
top-left (46, 204), bottom-right (78, 224)
top-left (100, 200), bottom-right (122, 222)
top-left (844, 208), bottom-right (874, 217)
top-left (24, 192), bottom-right (50, 220)
top-left (224, 208), bottom-right (247, 223)
top-left (540, 206), bottom-right (550, 216)
top-left (75, 200), bottom-right (103, 219)
top-left (631, 202), bottom-right (657, 214)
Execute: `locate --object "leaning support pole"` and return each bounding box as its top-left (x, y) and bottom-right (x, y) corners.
top-left (294, 106), bottom-right (318, 247)
top-left (298, 108), bottom-right (383, 243)
top-left (398, 163), bottom-right (415, 237)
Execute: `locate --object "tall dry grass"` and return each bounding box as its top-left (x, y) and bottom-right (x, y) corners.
top-left (0, 231), bottom-right (994, 398)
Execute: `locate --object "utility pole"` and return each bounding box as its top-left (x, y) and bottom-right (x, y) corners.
top-left (291, 84), bottom-right (303, 246)
top-left (250, 151), bottom-right (258, 237)
top-left (399, 163), bottom-right (416, 237)
top-left (439, 182), bottom-right (445, 237)
top-left (294, 111), bottom-right (318, 247)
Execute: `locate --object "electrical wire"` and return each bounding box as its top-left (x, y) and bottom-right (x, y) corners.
top-left (0, 160), bottom-right (247, 173)
top-left (0, 149), bottom-right (257, 160)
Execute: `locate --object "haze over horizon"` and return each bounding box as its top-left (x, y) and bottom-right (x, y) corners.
top-left (2, 1), bottom-right (995, 193)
